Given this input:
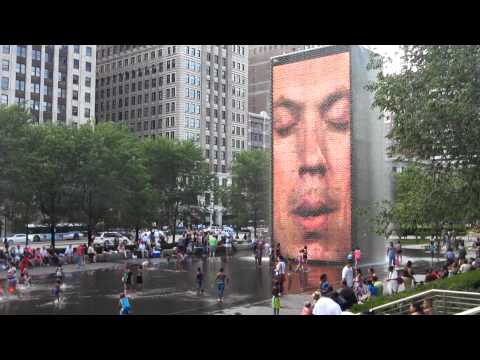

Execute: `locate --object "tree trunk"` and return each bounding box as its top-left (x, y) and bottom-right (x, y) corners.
top-left (172, 203), bottom-right (178, 246)
top-left (135, 226), bottom-right (139, 243)
top-left (25, 224), bottom-right (29, 246)
top-left (50, 222), bottom-right (56, 249)
top-left (87, 224), bottom-right (93, 247)
top-left (253, 209), bottom-right (258, 242)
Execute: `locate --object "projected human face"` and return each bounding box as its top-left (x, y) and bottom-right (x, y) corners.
top-left (272, 51), bottom-right (351, 261)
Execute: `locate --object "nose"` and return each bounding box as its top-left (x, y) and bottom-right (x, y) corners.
top-left (298, 108), bottom-right (327, 176)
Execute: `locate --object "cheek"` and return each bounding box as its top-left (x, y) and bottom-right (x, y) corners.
top-left (325, 133), bottom-right (350, 185)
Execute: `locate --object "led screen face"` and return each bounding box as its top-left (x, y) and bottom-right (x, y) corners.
top-left (272, 51), bottom-right (351, 262)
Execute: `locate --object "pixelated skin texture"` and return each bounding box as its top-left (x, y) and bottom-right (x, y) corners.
top-left (272, 52), bottom-right (351, 261)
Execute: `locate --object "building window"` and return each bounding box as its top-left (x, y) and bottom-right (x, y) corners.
top-left (85, 92), bottom-right (91, 103)
top-left (74, 45), bottom-right (80, 54)
top-left (73, 74), bottom-right (79, 85)
top-left (73, 59), bottom-right (79, 69)
top-left (15, 79), bottom-right (25, 91)
top-left (1, 59), bottom-right (9, 71)
top-left (16, 63), bottom-right (25, 74)
top-left (85, 108), bottom-right (90, 118)
top-left (2, 45), bottom-right (10, 54)
top-left (1, 94), bottom-right (8, 105)
top-left (16, 46), bottom-right (26, 58)
top-left (86, 47), bottom-right (92, 57)
top-left (86, 62), bottom-right (92, 72)
top-left (72, 106), bottom-right (78, 116)
top-left (31, 83), bottom-right (40, 94)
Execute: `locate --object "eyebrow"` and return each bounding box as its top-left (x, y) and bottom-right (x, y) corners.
top-left (273, 97), bottom-right (304, 115)
top-left (319, 89), bottom-right (349, 116)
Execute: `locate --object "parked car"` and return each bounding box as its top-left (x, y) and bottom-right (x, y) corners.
top-left (93, 232), bottom-right (133, 249)
top-left (6, 234), bottom-right (27, 246)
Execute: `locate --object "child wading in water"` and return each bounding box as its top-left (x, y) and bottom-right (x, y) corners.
top-left (53, 279), bottom-right (63, 303)
top-left (119, 292), bottom-right (131, 315)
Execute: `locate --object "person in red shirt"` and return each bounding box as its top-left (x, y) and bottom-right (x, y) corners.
top-left (19, 256), bottom-right (29, 275)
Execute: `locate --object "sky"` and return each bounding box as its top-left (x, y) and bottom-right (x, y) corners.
top-left (363, 45), bottom-right (404, 74)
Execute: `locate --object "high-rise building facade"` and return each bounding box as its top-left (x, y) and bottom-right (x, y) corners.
top-left (96, 45), bottom-right (248, 179)
top-left (95, 45), bottom-right (249, 225)
top-left (248, 111), bottom-right (271, 150)
top-left (248, 45), bottom-right (320, 114)
top-left (0, 45), bottom-right (96, 126)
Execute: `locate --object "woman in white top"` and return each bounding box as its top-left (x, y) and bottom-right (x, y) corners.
top-left (386, 265), bottom-right (399, 295)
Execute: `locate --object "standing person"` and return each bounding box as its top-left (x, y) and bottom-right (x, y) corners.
top-left (295, 249), bottom-right (305, 272)
top-left (458, 243), bottom-right (467, 262)
top-left (254, 240), bottom-right (263, 266)
top-left (303, 246), bottom-right (308, 266)
top-left (446, 247), bottom-right (455, 265)
top-left (353, 247), bottom-right (361, 270)
top-left (387, 242), bottom-right (396, 268)
top-left (409, 302), bottom-right (425, 315)
top-left (196, 267), bottom-right (204, 294)
top-left (87, 244), bottom-right (95, 263)
top-left (341, 262), bottom-right (354, 288)
top-left (209, 233), bottom-right (218, 258)
top-left (275, 256), bottom-right (286, 296)
top-left (64, 245), bottom-right (73, 264)
top-left (55, 265), bottom-right (64, 284)
top-left (386, 265), bottom-right (400, 295)
top-left (395, 240), bottom-right (402, 266)
top-left (319, 273), bottom-right (330, 295)
top-left (215, 268), bottom-right (229, 303)
top-left (52, 279), bottom-right (62, 304)
top-left (272, 286), bottom-right (281, 315)
top-left (121, 265), bottom-right (130, 292)
top-left (119, 292), bottom-right (131, 315)
top-left (402, 261), bottom-right (416, 289)
top-left (7, 264), bottom-right (17, 294)
top-left (225, 236), bottom-right (232, 258)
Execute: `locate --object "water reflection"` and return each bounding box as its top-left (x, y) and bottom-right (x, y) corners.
top-left (0, 253), bottom-right (344, 315)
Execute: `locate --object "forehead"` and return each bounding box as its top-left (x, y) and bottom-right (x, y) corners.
top-left (273, 52), bottom-right (350, 101)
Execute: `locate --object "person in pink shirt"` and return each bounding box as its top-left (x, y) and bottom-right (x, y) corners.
top-left (353, 247), bottom-right (361, 270)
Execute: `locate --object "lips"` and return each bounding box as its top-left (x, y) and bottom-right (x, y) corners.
top-left (291, 201), bottom-right (335, 233)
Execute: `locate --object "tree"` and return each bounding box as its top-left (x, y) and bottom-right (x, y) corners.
top-left (70, 123), bottom-right (139, 245)
top-left (224, 150), bottom-right (269, 240)
top-left (368, 45), bottom-right (480, 224)
top-left (143, 138), bottom-right (213, 245)
top-left (27, 124), bottom-right (78, 249)
top-left (0, 106), bottom-right (37, 245)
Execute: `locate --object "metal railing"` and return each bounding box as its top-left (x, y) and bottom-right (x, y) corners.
top-left (368, 289), bottom-right (480, 315)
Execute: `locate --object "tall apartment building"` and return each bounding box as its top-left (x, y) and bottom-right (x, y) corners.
top-left (248, 45), bottom-right (320, 114)
top-left (0, 45), bottom-right (96, 126)
top-left (248, 111), bottom-right (271, 150)
top-left (95, 45), bottom-right (249, 225)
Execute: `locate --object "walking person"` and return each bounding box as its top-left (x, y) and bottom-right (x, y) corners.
top-left (215, 267), bottom-right (229, 303)
top-left (275, 256), bottom-right (286, 296)
top-left (196, 267), bottom-right (204, 294)
top-left (303, 246), bottom-right (308, 266)
top-left (209, 233), bottom-right (218, 258)
top-left (272, 286), bottom-right (281, 315)
top-left (395, 240), bottom-right (402, 266)
top-left (387, 242), bottom-right (396, 268)
top-left (341, 261), bottom-right (354, 288)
